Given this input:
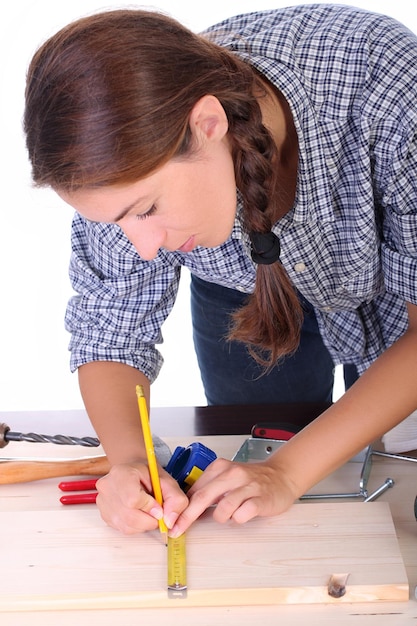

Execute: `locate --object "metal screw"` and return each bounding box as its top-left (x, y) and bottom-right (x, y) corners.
top-left (364, 478), bottom-right (395, 502)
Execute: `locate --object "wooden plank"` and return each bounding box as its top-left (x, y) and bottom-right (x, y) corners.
top-left (1, 502), bottom-right (408, 611)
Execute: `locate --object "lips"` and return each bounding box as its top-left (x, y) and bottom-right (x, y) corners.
top-left (178, 235), bottom-right (195, 253)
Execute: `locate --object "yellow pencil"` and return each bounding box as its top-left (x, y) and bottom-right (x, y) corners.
top-left (136, 384), bottom-right (168, 539)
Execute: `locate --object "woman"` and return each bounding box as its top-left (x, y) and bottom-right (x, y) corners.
top-left (24, 5), bottom-right (417, 537)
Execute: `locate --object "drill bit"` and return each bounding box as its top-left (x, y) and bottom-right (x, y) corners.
top-left (0, 422), bottom-right (99, 448)
top-left (0, 422), bottom-right (172, 465)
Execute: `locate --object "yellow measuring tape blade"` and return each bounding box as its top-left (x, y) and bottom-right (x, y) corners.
top-left (167, 533), bottom-right (187, 598)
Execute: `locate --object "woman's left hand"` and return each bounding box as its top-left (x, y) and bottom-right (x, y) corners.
top-left (169, 457), bottom-right (297, 537)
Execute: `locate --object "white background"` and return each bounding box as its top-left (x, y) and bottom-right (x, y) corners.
top-left (0, 1), bottom-right (415, 411)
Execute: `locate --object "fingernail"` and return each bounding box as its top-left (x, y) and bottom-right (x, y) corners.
top-left (168, 524), bottom-right (181, 538)
top-left (163, 512), bottom-right (178, 530)
top-left (150, 507), bottom-right (163, 520)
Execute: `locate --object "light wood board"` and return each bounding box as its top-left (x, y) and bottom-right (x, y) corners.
top-left (1, 502), bottom-right (408, 611)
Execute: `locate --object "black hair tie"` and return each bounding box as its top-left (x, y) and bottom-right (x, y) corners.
top-left (250, 231), bottom-right (281, 265)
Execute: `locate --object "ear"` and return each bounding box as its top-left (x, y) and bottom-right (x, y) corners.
top-left (188, 95), bottom-right (229, 143)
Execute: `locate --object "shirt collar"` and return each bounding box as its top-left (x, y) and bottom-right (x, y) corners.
top-left (233, 52), bottom-right (336, 226)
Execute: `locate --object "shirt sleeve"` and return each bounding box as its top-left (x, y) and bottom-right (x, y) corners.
top-left (64, 214), bottom-right (181, 382)
top-left (380, 124), bottom-right (417, 306)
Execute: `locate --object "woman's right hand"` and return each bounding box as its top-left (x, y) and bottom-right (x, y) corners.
top-left (95, 462), bottom-right (189, 534)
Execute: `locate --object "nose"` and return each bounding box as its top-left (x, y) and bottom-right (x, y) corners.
top-left (119, 222), bottom-right (165, 261)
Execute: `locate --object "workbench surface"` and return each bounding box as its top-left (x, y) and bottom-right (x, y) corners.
top-left (1, 406), bottom-right (416, 625)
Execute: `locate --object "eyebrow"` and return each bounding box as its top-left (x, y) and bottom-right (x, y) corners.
top-left (113, 196), bottom-right (147, 223)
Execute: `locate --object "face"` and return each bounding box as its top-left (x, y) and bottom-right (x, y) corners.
top-left (58, 133), bottom-right (237, 261)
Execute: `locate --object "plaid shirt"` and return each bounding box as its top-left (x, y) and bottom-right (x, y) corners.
top-left (65, 4), bottom-right (417, 382)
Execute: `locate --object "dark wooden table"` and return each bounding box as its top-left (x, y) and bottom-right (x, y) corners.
top-left (0, 402), bottom-right (331, 447)
top-left (151, 402), bottom-right (331, 436)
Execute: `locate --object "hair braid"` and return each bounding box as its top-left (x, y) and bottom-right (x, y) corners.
top-left (226, 91), bottom-right (304, 367)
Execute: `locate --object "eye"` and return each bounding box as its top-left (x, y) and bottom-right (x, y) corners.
top-left (136, 204), bottom-right (157, 220)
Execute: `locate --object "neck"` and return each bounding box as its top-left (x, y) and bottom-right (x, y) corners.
top-left (257, 78), bottom-right (297, 158)
top-left (256, 78), bottom-right (298, 214)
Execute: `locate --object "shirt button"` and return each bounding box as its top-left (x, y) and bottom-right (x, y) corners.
top-left (323, 306), bottom-right (332, 312)
top-left (294, 262), bottom-right (306, 273)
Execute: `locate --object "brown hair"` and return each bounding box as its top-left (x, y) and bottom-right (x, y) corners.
top-left (24, 9), bottom-right (303, 367)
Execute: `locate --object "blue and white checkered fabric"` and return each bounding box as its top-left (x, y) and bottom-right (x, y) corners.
top-left (65, 4), bottom-right (417, 380)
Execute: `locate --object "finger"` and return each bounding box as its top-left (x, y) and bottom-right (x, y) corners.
top-left (185, 458), bottom-right (231, 496)
top-left (213, 489), bottom-right (262, 524)
top-left (171, 459), bottom-right (286, 535)
top-left (232, 498), bottom-right (264, 524)
top-left (98, 467), bottom-right (188, 532)
top-left (159, 471), bottom-right (190, 529)
top-left (96, 467), bottom-right (156, 511)
top-left (95, 466), bottom-right (163, 534)
top-left (169, 461), bottom-right (242, 537)
top-left (214, 477), bottom-right (292, 525)
top-left (96, 491), bottom-right (159, 534)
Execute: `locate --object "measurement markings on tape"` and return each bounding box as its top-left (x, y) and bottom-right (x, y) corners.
top-left (167, 533), bottom-right (187, 599)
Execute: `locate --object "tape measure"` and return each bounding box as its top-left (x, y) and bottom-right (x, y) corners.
top-left (165, 442), bottom-right (217, 492)
top-left (167, 533), bottom-right (187, 598)
top-left (164, 442), bottom-right (217, 599)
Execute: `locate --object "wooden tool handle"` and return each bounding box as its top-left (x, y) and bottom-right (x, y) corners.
top-left (0, 455), bottom-right (111, 484)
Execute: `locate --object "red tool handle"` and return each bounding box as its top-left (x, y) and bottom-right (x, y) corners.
top-left (251, 422), bottom-right (300, 441)
top-left (60, 492), bottom-right (98, 505)
top-left (58, 478), bottom-right (98, 491)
